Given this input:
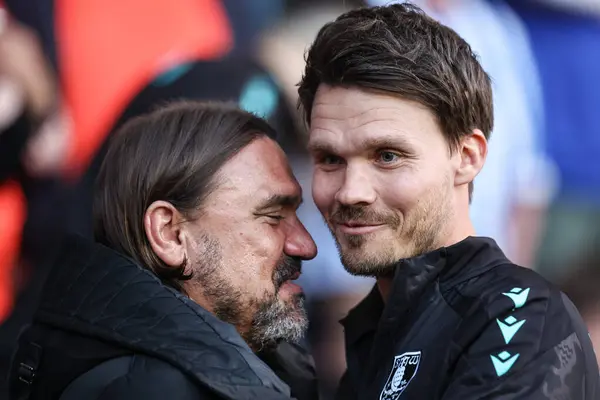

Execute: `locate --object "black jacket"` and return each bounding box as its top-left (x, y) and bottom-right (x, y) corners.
top-left (8, 236), bottom-right (318, 400)
top-left (337, 237), bottom-right (599, 399)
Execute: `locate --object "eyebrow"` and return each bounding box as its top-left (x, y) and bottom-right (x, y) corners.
top-left (308, 135), bottom-right (416, 156)
top-left (306, 140), bottom-right (334, 155)
top-left (361, 136), bottom-right (416, 154)
top-left (255, 194), bottom-right (303, 212)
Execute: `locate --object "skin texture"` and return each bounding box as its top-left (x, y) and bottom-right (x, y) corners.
top-left (144, 137), bottom-right (317, 350)
top-left (308, 85), bottom-right (487, 300)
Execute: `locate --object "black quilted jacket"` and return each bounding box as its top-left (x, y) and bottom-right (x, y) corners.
top-left (8, 236), bottom-right (318, 400)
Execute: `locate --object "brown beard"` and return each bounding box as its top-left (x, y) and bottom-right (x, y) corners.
top-left (328, 181), bottom-right (452, 277)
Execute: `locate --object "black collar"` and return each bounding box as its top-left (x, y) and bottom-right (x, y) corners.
top-left (340, 236), bottom-right (508, 346)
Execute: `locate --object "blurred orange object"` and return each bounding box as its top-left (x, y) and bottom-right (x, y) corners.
top-left (0, 181), bottom-right (26, 323)
top-left (56, 0), bottom-right (233, 179)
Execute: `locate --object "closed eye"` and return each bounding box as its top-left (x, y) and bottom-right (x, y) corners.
top-left (266, 215), bottom-right (285, 224)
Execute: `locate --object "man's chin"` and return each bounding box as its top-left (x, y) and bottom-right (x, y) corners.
top-left (343, 263), bottom-right (389, 278)
top-left (278, 292), bottom-right (307, 322)
top-left (246, 293), bottom-right (308, 350)
top-left (340, 246), bottom-right (399, 277)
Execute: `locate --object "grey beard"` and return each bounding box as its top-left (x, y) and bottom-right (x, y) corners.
top-left (189, 234), bottom-right (307, 351)
top-left (245, 292), bottom-right (308, 351)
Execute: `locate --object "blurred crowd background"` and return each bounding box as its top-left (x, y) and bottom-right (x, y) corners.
top-left (0, 0), bottom-right (599, 398)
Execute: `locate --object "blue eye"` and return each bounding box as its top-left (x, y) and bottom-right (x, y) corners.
top-left (378, 151), bottom-right (399, 164)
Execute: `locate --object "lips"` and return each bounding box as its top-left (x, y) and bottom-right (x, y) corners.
top-left (335, 221), bottom-right (385, 235)
top-left (339, 220), bottom-right (381, 227)
top-left (277, 270), bottom-right (302, 296)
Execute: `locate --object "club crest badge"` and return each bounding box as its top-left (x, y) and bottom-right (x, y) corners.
top-left (379, 351), bottom-right (421, 400)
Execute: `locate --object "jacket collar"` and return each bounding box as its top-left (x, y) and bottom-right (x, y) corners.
top-left (35, 235), bottom-right (290, 399)
top-left (341, 236), bottom-right (509, 346)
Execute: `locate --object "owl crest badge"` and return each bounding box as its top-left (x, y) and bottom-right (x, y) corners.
top-left (380, 351), bottom-right (421, 400)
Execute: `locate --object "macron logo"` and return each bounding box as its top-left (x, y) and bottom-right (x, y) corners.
top-left (489, 288), bottom-right (531, 378)
top-left (496, 316), bottom-right (526, 344)
top-left (490, 351), bottom-right (520, 377)
top-left (502, 287), bottom-right (530, 309)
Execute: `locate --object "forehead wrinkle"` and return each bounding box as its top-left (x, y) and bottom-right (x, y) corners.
top-left (351, 104), bottom-right (422, 124)
top-left (351, 117), bottom-right (407, 132)
top-left (203, 173), bottom-right (242, 208)
top-left (312, 104), bottom-right (415, 131)
top-left (310, 120), bottom-right (413, 151)
top-left (311, 103), bottom-right (390, 122)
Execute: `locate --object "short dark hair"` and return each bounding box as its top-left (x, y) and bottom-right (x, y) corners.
top-left (93, 101), bottom-right (277, 291)
top-left (298, 3), bottom-right (494, 198)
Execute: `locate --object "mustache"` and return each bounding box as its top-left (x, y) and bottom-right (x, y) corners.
top-left (331, 205), bottom-right (399, 227)
top-left (273, 256), bottom-right (302, 290)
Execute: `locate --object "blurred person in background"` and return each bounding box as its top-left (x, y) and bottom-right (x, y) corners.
top-left (0, 7), bottom-right (70, 392)
top-left (298, 4), bottom-right (599, 398)
top-left (0, 2), bottom-right (68, 312)
top-left (9, 102), bottom-right (319, 400)
top-left (503, 0), bottom-right (600, 283)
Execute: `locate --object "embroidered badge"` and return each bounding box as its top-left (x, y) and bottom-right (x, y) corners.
top-left (380, 351), bottom-right (421, 400)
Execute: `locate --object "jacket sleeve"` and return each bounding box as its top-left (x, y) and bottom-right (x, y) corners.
top-left (94, 369), bottom-right (217, 400)
top-left (94, 369), bottom-right (298, 400)
top-left (441, 285), bottom-right (599, 399)
top-left (59, 356), bottom-right (217, 400)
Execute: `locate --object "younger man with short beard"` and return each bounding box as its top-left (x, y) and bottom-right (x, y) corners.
top-left (299, 3), bottom-right (599, 399)
top-left (9, 102), bottom-right (319, 400)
